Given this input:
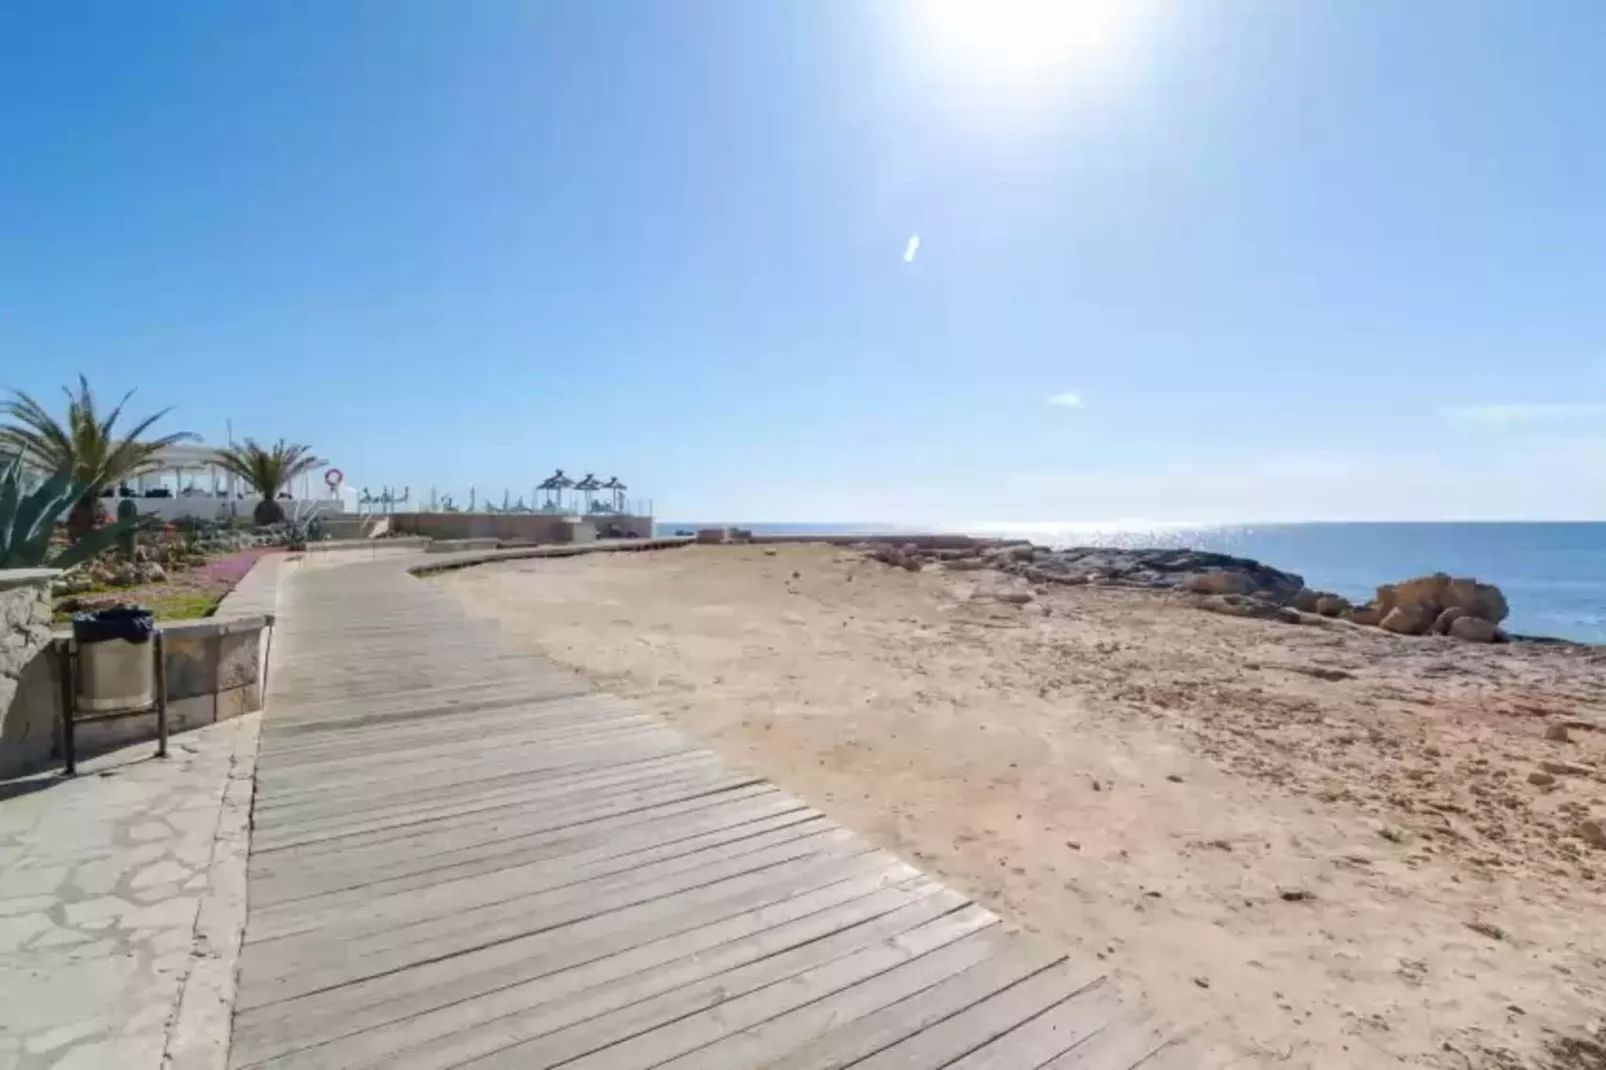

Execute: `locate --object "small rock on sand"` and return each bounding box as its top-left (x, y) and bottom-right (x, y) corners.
top-left (1580, 820), bottom-right (1606, 850)
top-left (1541, 759), bottom-right (1597, 777)
top-left (1545, 723), bottom-right (1572, 743)
top-left (1528, 770), bottom-right (1558, 788)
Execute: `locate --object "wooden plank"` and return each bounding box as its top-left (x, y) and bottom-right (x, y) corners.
top-left (846, 957), bottom-right (1110, 1070)
top-left (231, 857), bottom-right (912, 1067)
top-left (647, 925), bottom-right (1017, 1070)
top-left (366, 891), bottom-right (976, 1070)
top-left (755, 943), bottom-right (1070, 1070)
top-left (943, 979), bottom-right (1123, 1069)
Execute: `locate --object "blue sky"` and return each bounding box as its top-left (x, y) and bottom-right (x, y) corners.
top-left (3, 0), bottom-right (1604, 522)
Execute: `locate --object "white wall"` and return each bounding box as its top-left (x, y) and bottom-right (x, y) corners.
top-left (114, 497), bottom-right (344, 522)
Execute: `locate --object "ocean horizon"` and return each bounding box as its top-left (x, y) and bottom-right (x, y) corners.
top-left (655, 521), bottom-right (1606, 644)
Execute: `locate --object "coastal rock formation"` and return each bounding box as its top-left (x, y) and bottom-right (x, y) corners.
top-left (1182, 571), bottom-right (1257, 596)
top-left (1377, 572), bottom-right (1509, 625)
top-left (1380, 604), bottom-right (1433, 635)
top-left (1314, 594), bottom-right (1351, 618)
top-left (1450, 616), bottom-right (1500, 643)
top-left (851, 542), bottom-right (1515, 644)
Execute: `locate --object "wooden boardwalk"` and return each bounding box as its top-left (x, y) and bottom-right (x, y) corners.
top-left (230, 552), bottom-right (1189, 1069)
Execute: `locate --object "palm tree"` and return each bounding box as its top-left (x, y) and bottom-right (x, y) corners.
top-left (211, 438), bottom-right (325, 525)
top-left (0, 376), bottom-right (196, 537)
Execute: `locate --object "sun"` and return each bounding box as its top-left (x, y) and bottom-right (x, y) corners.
top-left (914, 0), bottom-right (1146, 88)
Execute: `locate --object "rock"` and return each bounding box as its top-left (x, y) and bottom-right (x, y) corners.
top-left (1377, 572), bottom-right (1508, 624)
top-left (993, 591), bottom-right (1034, 605)
top-left (1545, 723), bottom-right (1572, 743)
top-left (1345, 604), bottom-right (1383, 627)
top-left (1314, 595), bottom-right (1351, 618)
top-left (1540, 759), bottom-right (1597, 777)
top-left (1449, 616), bottom-right (1500, 643)
top-left (943, 558), bottom-right (992, 572)
top-left (140, 563), bottom-right (167, 583)
top-left (1182, 570), bottom-right (1257, 596)
top-left (1292, 589), bottom-right (1321, 613)
top-left (1580, 820), bottom-right (1606, 850)
top-left (1380, 604), bottom-right (1432, 636)
top-left (1432, 607), bottom-right (1467, 635)
top-left (1377, 573), bottom-right (1451, 616)
top-left (1528, 770), bottom-right (1558, 787)
top-left (1444, 577), bottom-right (1509, 624)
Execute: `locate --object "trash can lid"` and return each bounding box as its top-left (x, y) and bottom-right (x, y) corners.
top-left (71, 605), bottom-right (156, 644)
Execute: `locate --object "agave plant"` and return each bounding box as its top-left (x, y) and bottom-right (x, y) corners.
top-left (0, 456), bottom-right (148, 569)
top-left (281, 500), bottom-right (326, 551)
top-left (0, 376), bottom-right (196, 538)
top-left (211, 439), bottom-right (325, 526)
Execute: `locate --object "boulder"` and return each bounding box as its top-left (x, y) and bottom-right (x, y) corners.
top-left (1377, 573), bottom-right (1451, 616)
top-left (1443, 577), bottom-right (1509, 624)
top-left (1314, 595), bottom-right (1351, 618)
top-left (1292, 589), bottom-right (1321, 613)
top-left (1182, 571), bottom-right (1257, 596)
top-left (1376, 572), bottom-right (1508, 624)
top-left (1432, 607), bottom-right (1466, 635)
top-left (1379, 604), bottom-right (1432, 636)
top-left (1449, 616), bottom-right (1500, 644)
top-left (1344, 603), bottom-right (1383, 627)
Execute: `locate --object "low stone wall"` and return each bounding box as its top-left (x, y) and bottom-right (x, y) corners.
top-left (1, 554), bottom-right (280, 778)
top-left (67, 615), bottom-right (270, 756)
top-left (409, 537), bottom-right (693, 576)
top-left (390, 512), bottom-right (654, 543)
top-left (0, 570), bottom-right (60, 779)
top-left (425, 538), bottom-right (502, 553)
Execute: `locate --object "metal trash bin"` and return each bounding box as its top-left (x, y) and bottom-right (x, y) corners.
top-left (61, 606), bottom-right (167, 774)
top-left (72, 606), bottom-right (157, 712)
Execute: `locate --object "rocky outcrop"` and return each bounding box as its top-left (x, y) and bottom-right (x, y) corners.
top-left (1182, 571), bottom-right (1256, 596)
top-left (1377, 572), bottom-right (1508, 624)
top-left (1449, 616), bottom-right (1500, 643)
top-left (1314, 595), bottom-right (1351, 618)
top-left (852, 541), bottom-right (1515, 645)
top-left (1372, 572), bottom-right (1509, 642)
top-left (1380, 604), bottom-right (1433, 635)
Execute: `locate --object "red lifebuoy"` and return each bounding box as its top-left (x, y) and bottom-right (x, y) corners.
top-left (324, 468), bottom-right (344, 489)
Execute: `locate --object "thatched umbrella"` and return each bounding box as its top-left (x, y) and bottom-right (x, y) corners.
top-left (542, 469), bottom-right (573, 512)
top-left (575, 473), bottom-right (602, 514)
top-left (602, 476), bottom-right (627, 513)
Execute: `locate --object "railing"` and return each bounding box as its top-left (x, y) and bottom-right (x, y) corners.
top-left (410, 488), bottom-right (653, 517)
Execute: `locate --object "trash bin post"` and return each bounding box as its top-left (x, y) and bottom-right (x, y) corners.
top-left (154, 631), bottom-right (168, 759)
top-left (60, 639), bottom-right (78, 777)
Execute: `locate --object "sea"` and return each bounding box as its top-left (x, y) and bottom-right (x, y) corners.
top-left (655, 521), bottom-right (1606, 644)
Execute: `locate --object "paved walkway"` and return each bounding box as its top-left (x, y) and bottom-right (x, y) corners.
top-left (0, 712), bottom-right (259, 1070)
top-left (230, 551), bottom-right (1190, 1069)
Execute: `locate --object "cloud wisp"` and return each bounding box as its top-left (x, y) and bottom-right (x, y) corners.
top-left (1439, 402), bottom-right (1606, 426)
top-left (1047, 391), bottom-right (1085, 408)
top-left (903, 233), bottom-right (920, 263)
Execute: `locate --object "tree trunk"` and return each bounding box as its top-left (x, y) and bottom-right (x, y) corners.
top-left (66, 494), bottom-right (107, 540)
top-left (254, 497), bottom-right (285, 525)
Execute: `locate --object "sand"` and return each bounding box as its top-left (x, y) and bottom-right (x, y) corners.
top-left (435, 544), bottom-right (1606, 1069)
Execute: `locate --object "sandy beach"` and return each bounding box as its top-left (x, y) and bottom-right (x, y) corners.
top-left (435, 544), bottom-right (1606, 1070)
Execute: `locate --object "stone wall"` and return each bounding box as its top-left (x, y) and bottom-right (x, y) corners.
top-left (390, 512), bottom-right (654, 543)
top-left (69, 615), bottom-right (271, 757)
top-left (0, 570), bottom-right (61, 779)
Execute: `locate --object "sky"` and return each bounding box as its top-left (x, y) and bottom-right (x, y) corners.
top-left (3, 0), bottom-right (1605, 523)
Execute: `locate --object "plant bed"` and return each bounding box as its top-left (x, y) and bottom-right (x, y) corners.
top-left (53, 546), bottom-right (282, 622)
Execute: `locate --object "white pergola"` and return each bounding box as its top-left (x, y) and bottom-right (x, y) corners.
top-left (134, 443), bottom-right (329, 501)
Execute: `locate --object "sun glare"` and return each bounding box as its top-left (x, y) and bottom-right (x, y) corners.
top-left (914, 0), bottom-right (1147, 90)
